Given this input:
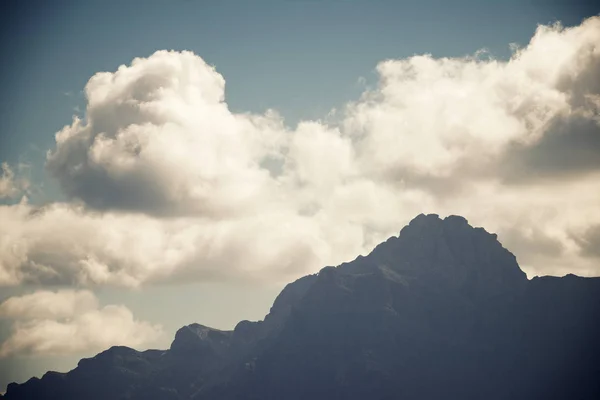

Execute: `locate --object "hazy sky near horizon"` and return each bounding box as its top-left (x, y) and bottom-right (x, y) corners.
top-left (1, 0), bottom-right (599, 391)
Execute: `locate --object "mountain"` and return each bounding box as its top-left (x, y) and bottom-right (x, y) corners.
top-left (3, 214), bottom-right (600, 399)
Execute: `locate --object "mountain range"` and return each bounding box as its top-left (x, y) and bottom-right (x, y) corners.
top-left (3, 214), bottom-right (599, 399)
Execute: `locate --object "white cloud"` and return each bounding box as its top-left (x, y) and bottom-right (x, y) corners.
top-left (0, 201), bottom-right (370, 287)
top-left (47, 50), bottom-right (285, 217)
top-left (345, 18), bottom-right (600, 180)
top-left (0, 289), bottom-right (98, 320)
top-left (0, 290), bottom-right (163, 357)
top-left (0, 163), bottom-right (28, 200)
top-left (1, 17), bottom-right (600, 287)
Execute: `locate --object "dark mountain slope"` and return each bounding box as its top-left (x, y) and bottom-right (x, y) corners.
top-left (3, 214), bottom-right (599, 400)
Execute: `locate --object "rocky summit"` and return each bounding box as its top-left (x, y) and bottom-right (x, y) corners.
top-left (3, 214), bottom-right (599, 399)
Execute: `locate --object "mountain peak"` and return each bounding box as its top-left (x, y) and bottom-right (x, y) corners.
top-left (361, 213), bottom-right (527, 297)
top-left (401, 213), bottom-right (470, 234)
top-left (4, 214), bottom-right (599, 400)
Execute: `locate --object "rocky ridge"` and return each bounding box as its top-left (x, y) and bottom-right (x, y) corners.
top-left (3, 214), bottom-right (599, 399)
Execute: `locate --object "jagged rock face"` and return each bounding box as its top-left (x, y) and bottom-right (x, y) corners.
top-left (3, 214), bottom-right (600, 400)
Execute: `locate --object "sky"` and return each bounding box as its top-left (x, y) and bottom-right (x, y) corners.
top-left (0, 0), bottom-right (599, 391)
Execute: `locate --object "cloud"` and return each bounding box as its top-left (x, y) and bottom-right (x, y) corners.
top-left (0, 289), bottom-right (98, 320)
top-left (501, 113), bottom-right (600, 182)
top-left (0, 290), bottom-right (163, 357)
top-left (344, 17), bottom-right (600, 185)
top-left (0, 201), bottom-right (372, 287)
top-left (0, 163), bottom-right (29, 200)
top-left (0, 17), bottom-right (599, 286)
top-left (573, 224), bottom-right (600, 259)
top-left (46, 50), bottom-right (285, 218)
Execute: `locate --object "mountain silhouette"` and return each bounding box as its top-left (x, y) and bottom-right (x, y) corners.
top-left (3, 214), bottom-right (599, 399)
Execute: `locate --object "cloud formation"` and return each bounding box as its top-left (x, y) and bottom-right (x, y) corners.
top-left (0, 201), bottom-right (357, 287)
top-left (46, 51), bottom-right (284, 217)
top-left (574, 224), bottom-right (600, 259)
top-left (1, 17), bottom-right (599, 286)
top-left (0, 290), bottom-right (163, 357)
top-left (345, 17), bottom-right (600, 184)
top-left (0, 163), bottom-right (28, 200)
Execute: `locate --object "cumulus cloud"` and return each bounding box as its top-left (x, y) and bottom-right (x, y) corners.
top-left (0, 290), bottom-right (163, 357)
top-left (0, 289), bottom-right (98, 320)
top-left (502, 113), bottom-right (600, 182)
top-left (46, 51), bottom-right (284, 217)
top-left (0, 201), bottom-right (371, 287)
top-left (0, 163), bottom-right (29, 200)
top-left (1, 17), bottom-right (599, 286)
top-left (573, 224), bottom-right (600, 259)
top-left (345, 17), bottom-right (600, 184)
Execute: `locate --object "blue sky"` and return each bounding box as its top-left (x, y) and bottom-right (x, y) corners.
top-left (0, 0), bottom-right (599, 392)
